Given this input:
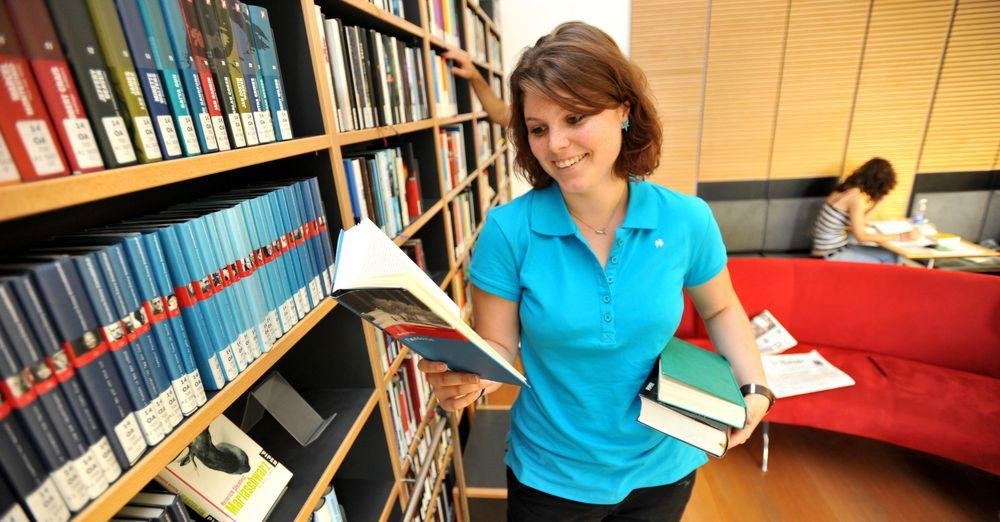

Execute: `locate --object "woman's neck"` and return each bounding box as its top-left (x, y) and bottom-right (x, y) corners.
top-left (561, 178), bottom-right (630, 225)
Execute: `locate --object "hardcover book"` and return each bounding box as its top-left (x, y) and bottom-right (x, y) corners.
top-left (229, 1), bottom-right (272, 143)
top-left (156, 414), bottom-right (292, 522)
top-left (173, 0), bottom-right (230, 150)
top-left (0, 5), bottom-right (69, 181)
top-left (192, 0), bottom-right (245, 148)
top-left (637, 364), bottom-right (732, 458)
top-left (85, 0), bottom-right (163, 163)
top-left (246, 5), bottom-right (291, 140)
top-left (656, 337), bottom-right (747, 429)
top-left (211, 0), bottom-right (257, 146)
top-left (46, 0), bottom-right (139, 169)
top-left (5, 0), bottom-right (105, 174)
top-left (332, 219), bottom-right (527, 386)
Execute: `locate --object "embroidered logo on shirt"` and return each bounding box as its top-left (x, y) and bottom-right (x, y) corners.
top-left (655, 239), bottom-right (664, 248)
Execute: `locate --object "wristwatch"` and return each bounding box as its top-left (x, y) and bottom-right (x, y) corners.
top-left (740, 384), bottom-right (775, 413)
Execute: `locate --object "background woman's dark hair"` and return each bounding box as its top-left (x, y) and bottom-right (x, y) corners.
top-left (834, 157), bottom-right (897, 203)
top-left (507, 22), bottom-right (661, 189)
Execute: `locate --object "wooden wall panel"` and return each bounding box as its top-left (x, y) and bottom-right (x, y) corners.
top-left (699, 0), bottom-right (788, 182)
top-left (841, 0), bottom-right (954, 218)
top-left (769, 1), bottom-right (869, 180)
top-left (631, 0), bottom-right (709, 194)
top-left (917, 0), bottom-right (1000, 174)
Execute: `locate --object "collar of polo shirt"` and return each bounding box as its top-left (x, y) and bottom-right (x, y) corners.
top-left (529, 180), bottom-right (660, 236)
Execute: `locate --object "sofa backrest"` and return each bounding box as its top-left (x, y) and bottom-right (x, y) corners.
top-left (683, 258), bottom-right (1000, 379)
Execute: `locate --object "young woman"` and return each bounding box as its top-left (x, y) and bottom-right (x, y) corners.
top-left (812, 157), bottom-right (917, 263)
top-left (419, 22), bottom-right (771, 520)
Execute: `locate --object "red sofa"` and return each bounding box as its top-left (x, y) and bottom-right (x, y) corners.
top-left (677, 258), bottom-right (1000, 475)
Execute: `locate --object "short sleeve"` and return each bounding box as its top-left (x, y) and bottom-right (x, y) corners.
top-left (684, 199), bottom-right (728, 287)
top-left (470, 212), bottom-right (521, 302)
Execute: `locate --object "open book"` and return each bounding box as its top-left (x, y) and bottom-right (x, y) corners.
top-left (332, 219), bottom-right (527, 387)
top-left (751, 310), bottom-right (797, 354)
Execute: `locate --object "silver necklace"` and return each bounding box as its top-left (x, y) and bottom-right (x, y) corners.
top-left (567, 187), bottom-right (628, 235)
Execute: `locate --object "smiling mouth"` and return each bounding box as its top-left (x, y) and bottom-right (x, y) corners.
top-left (554, 153), bottom-right (588, 169)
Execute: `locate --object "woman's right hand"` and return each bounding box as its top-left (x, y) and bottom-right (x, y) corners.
top-left (416, 358), bottom-right (490, 411)
top-left (443, 49), bottom-right (482, 82)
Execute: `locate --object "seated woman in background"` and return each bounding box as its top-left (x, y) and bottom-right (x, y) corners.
top-left (812, 157), bottom-right (917, 263)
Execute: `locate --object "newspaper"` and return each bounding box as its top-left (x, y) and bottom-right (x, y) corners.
top-left (751, 310), bottom-right (797, 354)
top-left (761, 350), bottom-right (855, 398)
top-left (871, 220), bottom-right (914, 234)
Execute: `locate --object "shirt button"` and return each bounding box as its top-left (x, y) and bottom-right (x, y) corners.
top-left (604, 313), bottom-right (612, 322)
top-left (602, 295), bottom-right (610, 303)
top-left (606, 276), bottom-right (614, 284)
top-left (610, 256), bottom-right (619, 264)
top-left (617, 239), bottom-right (624, 246)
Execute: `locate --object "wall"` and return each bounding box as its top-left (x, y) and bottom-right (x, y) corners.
top-left (496, 0), bottom-right (632, 197)
top-left (632, 0), bottom-right (1000, 219)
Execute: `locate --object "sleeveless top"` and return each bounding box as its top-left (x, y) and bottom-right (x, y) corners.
top-left (812, 202), bottom-right (851, 253)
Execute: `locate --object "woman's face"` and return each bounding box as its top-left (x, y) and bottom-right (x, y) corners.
top-left (523, 92), bottom-right (627, 195)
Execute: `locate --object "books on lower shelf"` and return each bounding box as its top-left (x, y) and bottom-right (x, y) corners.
top-left (155, 414), bottom-right (292, 522)
top-left (637, 337), bottom-right (746, 458)
top-left (332, 218), bottom-right (527, 387)
top-left (761, 350), bottom-right (855, 398)
top-left (751, 309), bottom-right (797, 354)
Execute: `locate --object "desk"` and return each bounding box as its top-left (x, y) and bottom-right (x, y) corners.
top-left (878, 238), bottom-right (999, 269)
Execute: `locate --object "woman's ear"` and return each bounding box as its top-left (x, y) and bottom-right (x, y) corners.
top-left (619, 102), bottom-right (631, 124)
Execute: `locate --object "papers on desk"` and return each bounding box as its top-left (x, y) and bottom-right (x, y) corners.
top-left (761, 350), bottom-right (855, 398)
top-left (871, 220), bottom-right (914, 235)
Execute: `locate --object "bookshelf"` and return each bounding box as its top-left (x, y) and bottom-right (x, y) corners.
top-left (0, 0), bottom-right (510, 521)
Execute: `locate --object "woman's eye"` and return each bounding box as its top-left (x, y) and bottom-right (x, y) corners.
top-left (567, 115), bottom-right (585, 124)
top-left (529, 127), bottom-right (546, 136)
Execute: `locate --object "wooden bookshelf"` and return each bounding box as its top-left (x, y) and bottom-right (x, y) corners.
top-left (0, 0), bottom-right (510, 520)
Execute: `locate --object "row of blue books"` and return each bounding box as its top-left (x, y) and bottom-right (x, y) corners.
top-left (0, 178), bottom-right (335, 520)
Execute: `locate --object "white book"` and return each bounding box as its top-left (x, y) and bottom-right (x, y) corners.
top-left (156, 415), bottom-right (292, 522)
top-left (761, 350), bottom-right (855, 398)
top-left (750, 309), bottom-right (797, 354)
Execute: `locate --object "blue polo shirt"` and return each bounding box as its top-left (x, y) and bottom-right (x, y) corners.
top-left (469, 179), bottom-right (728, 504)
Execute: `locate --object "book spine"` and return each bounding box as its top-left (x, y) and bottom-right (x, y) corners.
top-left (45, 0), bottom-right (138, 169)
top-left (323, 18), bottom-right (353, 133)
top-left (135, 0), bottom-right (201, 156)
top-left (244, 197), bottom-right (291, 337)
top-left (85, 0), bottom-right (163, 163)
top-left (98, 244), bottom-right (184, 431)
top-left (0, 5), bottom-right (69, 181)
top-left (0, 323), bottom-right (90, 512)
top-left (191, 0), bottom-right (244, 148)
top-left (231, 1), bottom-right (272, 143)
top-left (0, 133), bottom-right (17, 184)
top-left (299, 179), bottom-right (333, 296)
top-left (285, 184), bottom-right (323, 309)
top-left (246, 5), bottom-right (291, 140)
top-left (173, 0), bottom-right (228, 151)
top-left (172, 220), bottom-right (241, 381)
top-left (74, 252), bottom-right (166, 446)
top-left (0, 406), bottom-right (71, 522)
top-left (212, 0), bottom-right (257, 145)
top-left (255, 195), bottom-right (298, 331)
top-left (7, 276), bottom-right (123, 483)
top-left (0, 282), bottom-right (110, 501)
top-left (203, 211), bottom-right (258, 365)
top-left (157, 0), bottom-right (217, 153)
top-left (0, 475), bottom-right (29, 522)
top-left (5, 0), bottom-right (104, 174)
top-left (269, 190), bottom-right (310, 319)
top-left (220, 205), bottom-right (271, 354)
top-left (139, 229), bottom-right (209, 404)
top-left (119, 235), bottom-right (201, 416)
top-left (114, 0), bottom-right (183, 160)
top-left (153, 226), bottom-right (227, 390)
top-left (30, 260), bottom-right (147, 468)
top-left (236, 199), bottom-right (280, 346)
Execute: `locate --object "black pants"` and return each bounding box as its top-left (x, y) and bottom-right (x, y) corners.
top-left (506, 467), bottom-right (696, 522)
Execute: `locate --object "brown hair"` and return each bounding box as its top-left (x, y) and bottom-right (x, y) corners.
top-left (508, 22), bottom-right (662, 189)
top-left (835, 157), bottom-right (897, 203)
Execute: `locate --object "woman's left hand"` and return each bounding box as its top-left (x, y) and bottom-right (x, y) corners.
top-left (727, 393), bottom-right (770, 448)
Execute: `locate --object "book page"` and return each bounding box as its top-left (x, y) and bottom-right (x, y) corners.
top-left (761, 350), bottom-right (855, 398)
top-left (871, 220), bottom-right (914, 234)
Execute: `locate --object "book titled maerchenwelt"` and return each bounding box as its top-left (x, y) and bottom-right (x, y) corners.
top-left (156, 414), bottom-right (291, 522)
top-left (332, 219), bottom-right (528, 387)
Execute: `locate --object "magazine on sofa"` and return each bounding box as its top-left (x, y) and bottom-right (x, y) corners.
top-left (761, 350), bottom-right (855, 398)
top-left (331, 219), bottom-right (528, 387)
top-left (750, 309), bottom-right (797, 354)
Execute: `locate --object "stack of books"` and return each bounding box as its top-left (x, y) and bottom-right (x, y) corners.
top-left (0, 0), bottom-right (294, 186)
top-left (637, 337), bottom-right (747, 457)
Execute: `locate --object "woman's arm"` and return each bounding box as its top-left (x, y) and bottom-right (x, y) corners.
top-left (686, 269), bottom-right (770, 448)
top-left (417, 285), bottom-right (519, 411)
top-left (846, 192), bottom-right (917, 242)
top-left (443, 49), bottom-right (511, 126)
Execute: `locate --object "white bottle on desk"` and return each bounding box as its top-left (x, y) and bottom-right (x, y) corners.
top-left (911, 198), bottom-right (937, 236)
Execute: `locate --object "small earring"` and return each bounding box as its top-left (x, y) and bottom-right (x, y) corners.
top-left (622, 119), bottom-right (630, 132)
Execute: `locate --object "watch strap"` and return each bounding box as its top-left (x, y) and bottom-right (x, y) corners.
top-left (740, 383), bottom-right (775, 413)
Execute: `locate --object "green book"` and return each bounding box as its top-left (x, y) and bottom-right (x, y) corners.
top-left (85, 0), bottom-right (163, 163)
top-left (656, 337), bottom-right (747, 428)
